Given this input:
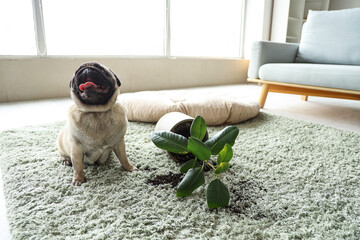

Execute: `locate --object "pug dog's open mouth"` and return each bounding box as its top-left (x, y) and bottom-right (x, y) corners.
top-left (72, 66), bottom-right (116, 105)
top-left (79, 78), bottom-right (110, 94)
top-left (77, 78), bottom-right (111, 103)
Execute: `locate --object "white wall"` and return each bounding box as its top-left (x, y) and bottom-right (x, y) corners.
top-left (0, 57), bottom-right (249, 102)
top-left (329, 0), bottom-right (360, 10)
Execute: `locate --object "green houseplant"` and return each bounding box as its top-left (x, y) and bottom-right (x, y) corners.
top-left (151, 115), bottom-right (239, 208)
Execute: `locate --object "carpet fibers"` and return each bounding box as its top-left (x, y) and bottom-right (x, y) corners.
top-left (0, 113), bottom-right (359, 240)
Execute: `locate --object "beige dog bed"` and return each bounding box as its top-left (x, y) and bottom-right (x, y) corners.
top-left (119, 90), bottom-right (260, 125)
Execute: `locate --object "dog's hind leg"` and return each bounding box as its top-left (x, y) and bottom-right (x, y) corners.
top-left (57, 127), bottom-right (72, 167)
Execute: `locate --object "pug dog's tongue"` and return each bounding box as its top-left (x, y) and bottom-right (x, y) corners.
top-left (79, 82), bottom-right (97, 91)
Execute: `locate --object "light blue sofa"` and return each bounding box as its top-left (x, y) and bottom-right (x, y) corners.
top-left (248, 8), bottom-right (360, 108)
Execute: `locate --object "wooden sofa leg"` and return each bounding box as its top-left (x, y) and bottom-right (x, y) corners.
top-left (259, 83), bottom-right (269, 108)
top-left (301, 95), bottom-right (308, 101)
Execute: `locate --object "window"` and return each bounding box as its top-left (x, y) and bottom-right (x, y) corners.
top-left (42, 0), bottom-right (166, 55)
top-left (0, 0), bottom-right (244, 58)
top-left (0, 0), bottom-right (37, 55)
top-left (170, 0), bottom-right (243, 58)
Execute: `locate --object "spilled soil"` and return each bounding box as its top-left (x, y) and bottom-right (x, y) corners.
top-left (147, 173), bottom-right (183, 188)
top-left (146, 173), bottom-right (267, 219)
top-left (225, 179), bottom-right (267, 219)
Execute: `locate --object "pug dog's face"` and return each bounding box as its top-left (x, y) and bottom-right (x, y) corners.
top-left (70, 62), bottom-right (121, 105)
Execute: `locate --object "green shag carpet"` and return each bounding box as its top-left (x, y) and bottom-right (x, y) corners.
top-left (0, 113), bottom-right (359, 240)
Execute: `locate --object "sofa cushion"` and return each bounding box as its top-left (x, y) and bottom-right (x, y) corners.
top-left (296, 8), bottom-right (360, 65)
top-left (259, 63), bottom-right (360, 91)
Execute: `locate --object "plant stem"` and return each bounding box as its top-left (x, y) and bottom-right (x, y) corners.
top-left (205, 161), bottom-right (217, 171)
top-left (200, 158), bottom-right (205, 171)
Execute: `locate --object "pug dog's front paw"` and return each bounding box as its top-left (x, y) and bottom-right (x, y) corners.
top-left (124, 164), bottom-right (138, 172)
top-left (72, 176), bottom-right (86, 186)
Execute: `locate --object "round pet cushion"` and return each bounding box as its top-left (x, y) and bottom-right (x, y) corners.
top-left (119, 90), bottom-right (260, 126)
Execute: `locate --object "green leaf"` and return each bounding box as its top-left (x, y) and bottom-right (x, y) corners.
top-left (205, 126), bottom-right (239, 155)
top-left (187, 137), bottom-right (211, 161)
top-left (190, 116), bottom-right (207, 141)
top-left (177, 167), bottom-right (205, 197)
top-left (214, 162), bottom-right (230, 174)
top-left (217, 143), bottom-right (233, 165)
top-left (180, 159), bottom-right (197, 173)
top-left (151, 131), bottom-right (188, 154)
top-left (206, 179), bottom-right (230, 208)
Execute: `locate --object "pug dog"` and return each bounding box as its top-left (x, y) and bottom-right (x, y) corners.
top-left (57, 62), bottom-right (136, 186)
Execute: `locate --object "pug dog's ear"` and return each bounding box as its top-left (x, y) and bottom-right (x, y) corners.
top-left (110, 69), bottom-right (121, 87)
top-left (115, 75), bottom-right (121, 87)
top-left (69, 79), bottom-right (73, 88)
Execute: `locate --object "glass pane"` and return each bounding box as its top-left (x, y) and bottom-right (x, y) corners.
top-left (170, 0), bottom-right (242, 58)
top-left (43, 0), bottom-right (166, 56)
top-left (0, 0), bottom-right (37, 55)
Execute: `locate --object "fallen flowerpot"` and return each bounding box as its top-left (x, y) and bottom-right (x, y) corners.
top-left (155, 112), bottom-right (208, 163)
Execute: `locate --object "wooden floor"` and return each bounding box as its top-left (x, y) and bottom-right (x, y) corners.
top-left (0, 83), bottom-right (359, 239)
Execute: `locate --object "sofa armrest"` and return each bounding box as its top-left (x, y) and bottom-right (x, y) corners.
top-left (248, 41), bottom-right (299, 79)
